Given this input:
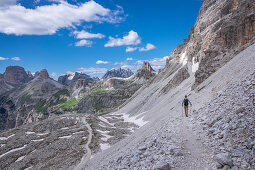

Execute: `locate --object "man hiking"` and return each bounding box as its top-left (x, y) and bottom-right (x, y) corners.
top-left (182, 95), bottom-right (192, 117)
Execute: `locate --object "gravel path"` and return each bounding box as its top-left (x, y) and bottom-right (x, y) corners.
top-left (75, 117), bottom-right (93, 170)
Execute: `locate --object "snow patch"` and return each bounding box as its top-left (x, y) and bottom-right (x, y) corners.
top-left (61, 127), bottom-right (69, 130)
top-left (37, 132), bottom-right (49, 136)
top-left (16, 155), bottom-right (25, 162)
top-left (100, 143), bottom-right (111, 151)
top-left (180, 51), bottom-right (187, 66)
top-left (31, 139), bottom-right (44, 142)
top-left (192, 57), bottom-right (199, 73)
top-left (122, 112), bottom-right (149, 127)
top-left (0, 145), bottom-right (27, 159)
top-left (59, 135), bottom-right (72, 139)
top-left (0, 134), bottom-right (15, 140)
top-left (98, 116), bottom-right (114, 127)
top-left (25, 132), bottom-right (35, 135)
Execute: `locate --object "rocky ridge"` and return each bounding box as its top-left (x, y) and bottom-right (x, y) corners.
top-left (58, 71), bottom-right (94, 85)
top-left (102, 68), bottom-right (134, 80)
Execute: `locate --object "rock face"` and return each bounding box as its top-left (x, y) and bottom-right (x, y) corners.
top-left (37, 69), bottom-right (49, 79)
top-left (135, 61), bottom-right (156, 80)
top-left (0, 66), bottom-right (34, 94)
top-left (164, 0), bottom-right (255, 89)
top-left (58, 71), bottom-right (93, 85)
top-left (3, 66), bottom-right (32, 86)
top-left (102, 68), bottom-right (134, 80)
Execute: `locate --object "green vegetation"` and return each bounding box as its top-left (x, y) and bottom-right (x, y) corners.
top-left (95, 101), bottom-right (105, 112)
top-left (59, 98), bottom-right (78, 110)
top-left (48, 98), bottom-right (67, 107)
top-left (20, 94), bottom-right (31, 105)
top-left (53, 89), bottom-right (69, 98)
top-left (88, 87), bottom-right (109, 96)
top-left (34, 100), bottom-right (47, 113)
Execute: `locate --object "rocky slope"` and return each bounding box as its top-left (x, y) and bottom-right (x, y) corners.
top-left (0, 69), bottom-right (64, 131)
top-left (102, 68), bottom-right (134, 80)
top-left (0, 62), bottom-right (155, 131)
top-left (0, 0), bottom-right (254, 169)
top-left (75, 62), bottom-right (156, 114)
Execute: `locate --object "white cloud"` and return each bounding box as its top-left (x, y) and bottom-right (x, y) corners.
top-left (126, 57), bottom-right (134, 61)
top-left (0, 0), bottom-right (16, 8)
top-left (120, 64), bottom-right (140, 71)
top-left (105, 30), bottom-right (141, 47)
top-left (75, 39), bottom-right (93, 47)
top-left (0, 1), bottom-right (124, 35)
top-left (78, 67), bottom-right (107, 74)
top-left (137, 56), bottom-right (168, 70)
top-left (11, 57), bottom-right (21, 61)
top-left (73, 30), bottom-right (105, 39)
top-left (0, 57), bottom-right (9, 60)
top-left (126, 47), bottom-right (138, 52)
top-left (96, 60), bottom-right (109, 64)
top-left (139, 43), bottom-right (156, 52)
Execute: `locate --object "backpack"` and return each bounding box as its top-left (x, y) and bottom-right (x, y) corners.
top-left (184, 99), bottom-right (189, 106)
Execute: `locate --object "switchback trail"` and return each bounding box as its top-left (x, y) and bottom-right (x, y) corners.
top-left (74, 116), bottom-right (93, 170)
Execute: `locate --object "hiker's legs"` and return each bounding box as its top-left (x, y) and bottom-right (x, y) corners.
top-left (184, 106), bottom-right (188, 117)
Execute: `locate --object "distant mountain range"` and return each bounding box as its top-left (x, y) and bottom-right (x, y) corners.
top-left (102, 68), bottom-right (134, 80)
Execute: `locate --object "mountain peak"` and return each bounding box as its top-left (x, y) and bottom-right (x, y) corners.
top-left (39, 69), bottom-right (50, 79)
top-left (102, 68), bottom-right (134, 80)
top-left (3, 66), bottom-right (32, 85)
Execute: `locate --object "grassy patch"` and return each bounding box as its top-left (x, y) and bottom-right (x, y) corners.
top-left (34, 100), bottom-right (47, 113)
top-left (53, 89), bottom-right (69, 98)
top-left (20, 94), bottom-right (31, 105)
top-left (59, 98), bottom-right (78, 110)
top-left (88, 87), bottom-right (109, 96)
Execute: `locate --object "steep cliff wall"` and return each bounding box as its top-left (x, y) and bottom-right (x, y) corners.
top-left (165, 0), bottom-right (255, 88)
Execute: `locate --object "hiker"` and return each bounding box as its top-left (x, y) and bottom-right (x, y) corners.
top-left (182, 95), bottom-right (192, 117)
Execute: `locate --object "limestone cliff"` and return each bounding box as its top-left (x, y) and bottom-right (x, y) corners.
top-left (165, 0), bottom-right (255, 88)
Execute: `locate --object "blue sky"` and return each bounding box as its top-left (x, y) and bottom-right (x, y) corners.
top-left (0, 0), bottom-right (202, 78)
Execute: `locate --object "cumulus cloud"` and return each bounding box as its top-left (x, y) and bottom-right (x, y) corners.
top-left (0, 57), bottom-right (9, 60)
top-left (73, 30), bottom-right (105, 39)
top-left (0, 0), bottom-right (124, 35)
top-left (137, 56), bottom-right (168, 70)
top-left (0, 0), bottom-right (16, 8)
top-left (126, 47), bottom-right (138, 52)
top-left (75, 39), bottom-right (93, 47)
top-left (105, 30), bottom-right (141, 47)
top-left (78, 67), bottom-right (107, 74)
top-left (139, 43), bottom-right (156, 52)
top-left (96, 60), bottom-right (109, 64)
top-left (126, 57), bottom-right (134, 61)
top-left (11, 57), bottom-right (21, 61)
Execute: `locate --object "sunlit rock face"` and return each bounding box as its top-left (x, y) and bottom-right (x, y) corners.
top-left (164, 0), bottom-right (255, 89)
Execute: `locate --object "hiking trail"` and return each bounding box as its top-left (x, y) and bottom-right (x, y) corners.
top-left (174, 107), bottom-right (215, 169)
top-left (74, 116), bottom-right (93, 170)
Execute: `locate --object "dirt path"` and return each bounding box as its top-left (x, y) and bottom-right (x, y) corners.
top-left (74, 116), bottom-right (93, 170)
top-left (175, 108), bottom-right (215, 170)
